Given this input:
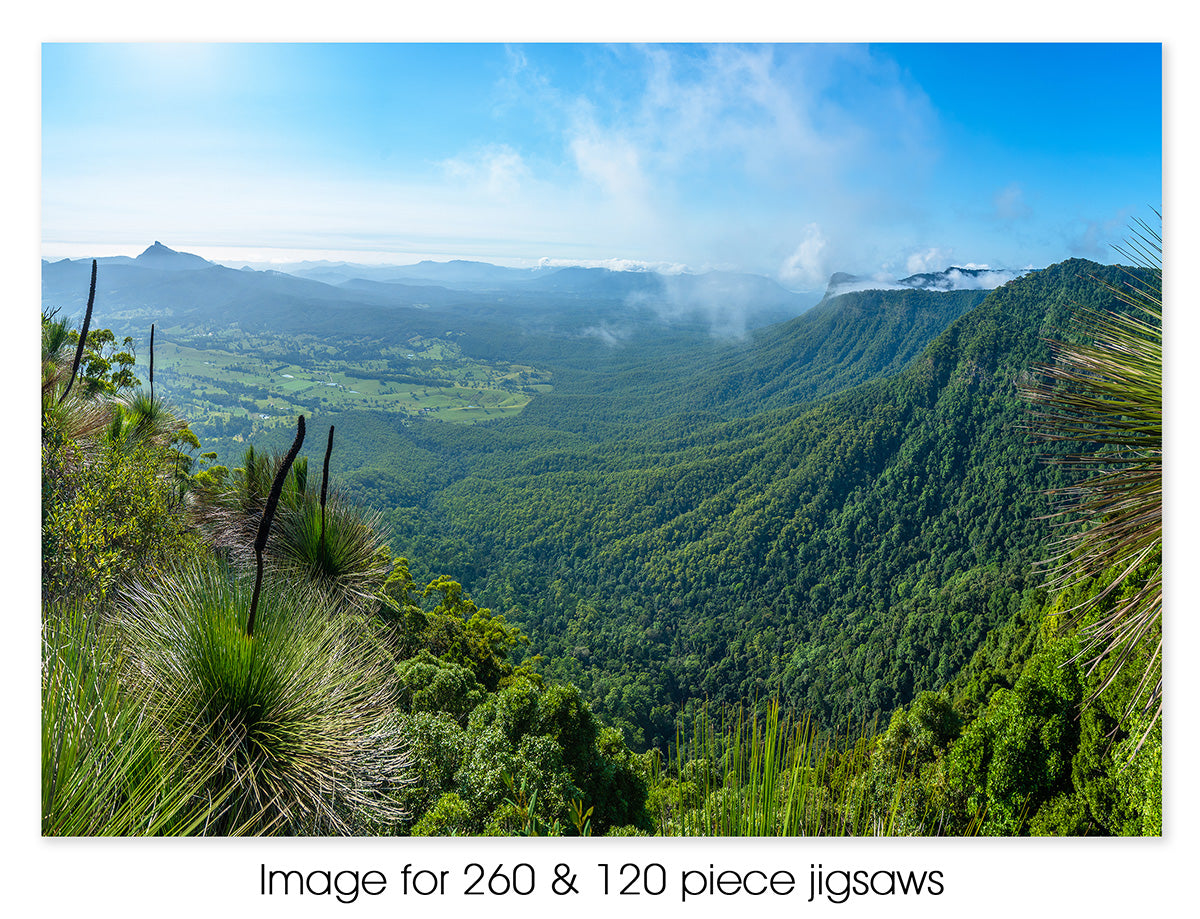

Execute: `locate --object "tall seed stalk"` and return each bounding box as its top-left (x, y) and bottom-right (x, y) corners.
top-left (320, 424), bottom-right (335, 560)
top-left (247, 415), bottom-right (305, 637)
top-left (59, 259), bottom-right (97, 405)
top-left (148, 323), bottom-right (155, 405)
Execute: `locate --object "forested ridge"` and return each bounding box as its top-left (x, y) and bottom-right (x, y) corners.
top-left (41, 253), bottom-right (1161, 836)
top-left (309, 260), bottom-right (1137, 749)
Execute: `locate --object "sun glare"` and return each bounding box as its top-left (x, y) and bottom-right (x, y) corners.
top-left (118, 42), bottom-right (231, 92)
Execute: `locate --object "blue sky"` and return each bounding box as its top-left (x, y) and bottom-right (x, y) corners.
top-left (41, 42), bottom-right (1161, 290)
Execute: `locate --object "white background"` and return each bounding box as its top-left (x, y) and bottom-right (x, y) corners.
top-left (9, 4), bottom-right (1190, 916)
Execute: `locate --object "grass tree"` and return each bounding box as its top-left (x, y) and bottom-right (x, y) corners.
top-left (41, 267), bottom-right (112, 450)
top-left (57, 259), bottom-right (97, 406)
top-left (188, 444), bottom-right (307, 560)
top-left (272, 488), bottom-right (393, 607)
top-left (42, 274), bottom-right (197, 607)
top-left (117, 558), bottom-right (411, 834)
top-left (1021, 213), bottom-right (1162, 737)
top-left (271, 425), bottom-right (392, 607)
top-left (116, 417), bottom-right (409, 833)
top-left (105, 389), bottom-right (185, 452)
top-left (190, 424), bottom-right (392, 608)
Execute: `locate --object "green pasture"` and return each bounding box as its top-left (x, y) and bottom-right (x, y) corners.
top-left (145, 334), bottom-right (548, 430)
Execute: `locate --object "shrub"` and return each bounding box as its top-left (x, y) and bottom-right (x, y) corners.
top-left (42, 435), bottom-right (196, 608)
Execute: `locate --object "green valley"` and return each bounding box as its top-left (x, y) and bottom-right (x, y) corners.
top-left (347, 260), bottom-right (1141, 748)
top-left (41, 244), bottom-right (1162, 838)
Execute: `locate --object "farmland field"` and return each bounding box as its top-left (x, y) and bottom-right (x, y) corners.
top-left (144, 325), bottom-right (552, 453)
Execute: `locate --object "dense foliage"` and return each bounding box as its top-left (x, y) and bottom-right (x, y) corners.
top-left (859, 556), bottom-right (1161, 836)
top-left (42, 252), bottom-right (1161, 836)
top-left (304, 261), bottom-right (1137, 751)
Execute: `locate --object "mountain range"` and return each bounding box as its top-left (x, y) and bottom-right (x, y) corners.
top-left (43, 242), bottom-right (1030, 343)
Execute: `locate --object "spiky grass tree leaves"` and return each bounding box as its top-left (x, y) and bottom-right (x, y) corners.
top-left (42, 269), bottom-right (165, 481)
top-left (114, 389), bottom-right (180, 447)
top-left (272, 489), bottom-right (393, 608)
top-left (42, 310), bottom-right (121, 452)
top-left (118, 560), bottom-right (410, 835)
top-left (271, 423), bottom-right (392, 607)
top-left (1021, 216), bottom-right (1162, 736)
top-left (188, 445), bottom-right (279, 559)
top-left (42, 599), bottom-right (234, 836)
top-left (657, 702), bottom-right (889, 836)
top-left (42, 307), bottom-right (72, 364)
top-left (45, 265), bottom-right (141, 437)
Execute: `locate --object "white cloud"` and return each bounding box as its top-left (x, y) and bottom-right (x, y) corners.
top-left (824, 265), bottom-right (1028, 297)
top-left (580, 323), bottom-right (631, 347)
top-left (905, 247), bottom-right (955, 275)
top-left (939, 268), bottom-right (1028, 290)
top-left (537, 256), bottom-right (687, 273)
top-left (493, 44), bottom-right (942, 275)
top-left (779, 224), bottom-right (829, 289)
top-left (439, 145), bottom-right (530, 199)
top-left (568, 126), bottom-right (646, 202)
top-left (625, 44), bottom-right (915, 187)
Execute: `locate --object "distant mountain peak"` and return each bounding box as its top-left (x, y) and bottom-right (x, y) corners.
top-left (827, 271), bottom-right (861, 287)
top-left (135, 241), bottom-right (212, 270)
top-left (896, 266), bottom-right (1030, 291)
top-left (824, 265), bottom-right (1031, 299)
